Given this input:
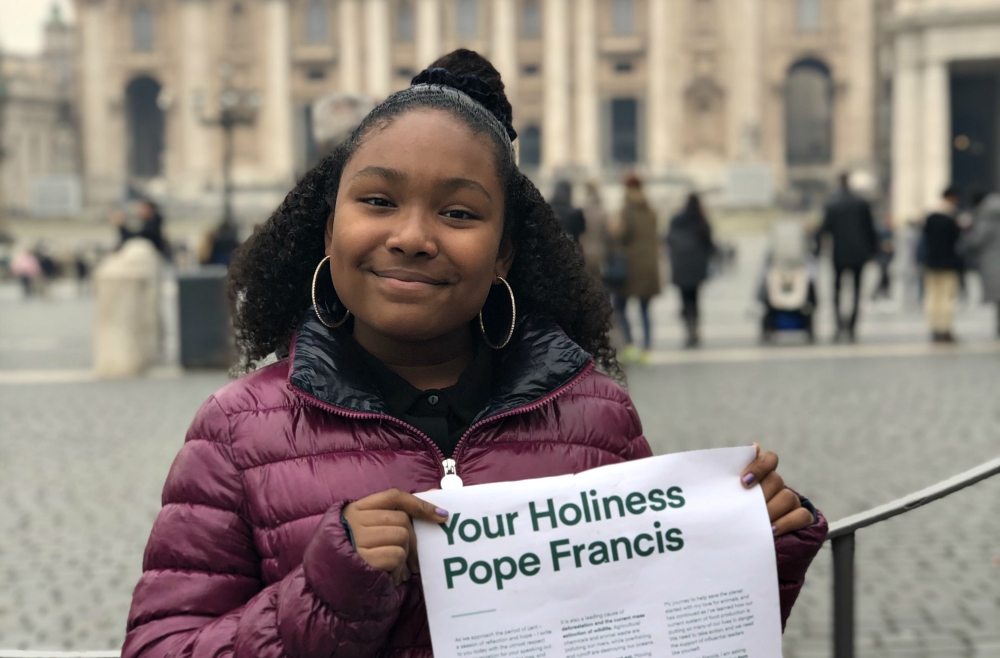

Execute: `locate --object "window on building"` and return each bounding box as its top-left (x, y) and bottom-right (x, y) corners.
top-left (612, 0), bottom-right (635, 35)
top-left (307, 68), bottom-right (327, 80)
top-left (305, 1), bottom-right (329, 44)
top-left (522, 63), bottom-right (540, 75)
top-left (126, 76), bottom-right (165, 177)
top-left (397, 67), bottom-right (416, 79)
top-left (520, 125), bottom-right (541, 168)
top-left (521, 0), bottom-right (541, 39)
top-left (132, 5), bottom-right (155, 52)
top-left (610, 98), bottom-right (639, 164)
top-left (785, 59), bottom-right (833, 164)
top-left (614, 61), bottom-right (634, 74)
top-left (796, 0), bottom-right (823, 33)
top-left (457, 0), bottom-right (479, 39)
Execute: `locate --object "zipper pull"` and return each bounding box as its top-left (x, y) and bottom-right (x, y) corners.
top-left (440, 458), bottom-right (464, 489)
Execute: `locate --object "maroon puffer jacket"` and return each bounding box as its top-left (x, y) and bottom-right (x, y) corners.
top-left (124, 314), bottom-right (828, 658)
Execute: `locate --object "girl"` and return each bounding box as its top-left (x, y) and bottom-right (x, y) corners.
top-left (123, 50), bottom-right (826, 658)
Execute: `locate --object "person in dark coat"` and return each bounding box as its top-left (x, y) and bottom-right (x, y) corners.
top-left (922, 186), bottom-right (963, 342)
top-left (123, 51), bottom-right (827, 658)
top-left (612, 174), bottom-right (661, 361)
top-left (549, 179), bottom-right (586, 242)
top-left (817, 173), bottom-right (877, 341)
top-left (667, 193), bottom-right (715, 348)
top-left (113, 199), bottom-right (171, 260)
top-left (960, 193), bottom-right (1000, 336)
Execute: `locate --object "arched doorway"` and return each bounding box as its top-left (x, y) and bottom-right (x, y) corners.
top-left (126, 76), bottom-right (165, 178)
top-left (785, 59), bottom-right (833, 166)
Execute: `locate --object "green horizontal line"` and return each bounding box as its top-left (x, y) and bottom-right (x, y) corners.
top-left (452, 609), bottom-right (497, 618)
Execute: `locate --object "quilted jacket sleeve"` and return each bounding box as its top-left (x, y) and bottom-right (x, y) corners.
top-left (774, 506), bottom-right (828, 630)
top-left (122, 397), bottom-right (403, 658)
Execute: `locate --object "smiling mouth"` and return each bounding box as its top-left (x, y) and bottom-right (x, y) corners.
top-left (371, 269), bottom-right (448, 286)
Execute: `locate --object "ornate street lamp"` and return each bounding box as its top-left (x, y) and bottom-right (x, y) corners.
top-left (194, 64), bottom-right (261, 224)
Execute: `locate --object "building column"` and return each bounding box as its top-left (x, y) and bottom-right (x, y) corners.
top-left (365, 0), bottom-right (392, 98)
top-left (647, 0), bottom-right (672, 168)
top-left (491, 0), bottom-right (518, 107)
top-left (339, 0), bottom-right (362, 94)
top-left (262, 0), bottom-right (295, 184)
top-left (416, 0), bottom-right (442, 69)
top-left (78, 0), bottom-right (119, 205)
top-left (892, 32), bottom-right (923, 225)
top-left (843, 0), bottom-right (875, 166)
top-left (542, 0), bottom-right (571, 171)
top-left (574, 0), bottom-right (599, 171)
top-left (727, 0), bottom-right (763, 161)
top-left (921, 59), bottom-right (950, 214)
top-left (178, 0), bottom-right (212, 192)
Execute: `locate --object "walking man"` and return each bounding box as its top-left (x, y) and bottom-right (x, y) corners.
top-left (922, 186), bottom-right (964, 342)
top-left (817, 173), bottom-right (878, 342)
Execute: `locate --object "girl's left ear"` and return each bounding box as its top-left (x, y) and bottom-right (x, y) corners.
top-left (496, 235), bottom-right (515, 279)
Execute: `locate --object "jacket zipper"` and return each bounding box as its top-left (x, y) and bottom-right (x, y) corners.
top-left (288, 359), bottom-right (595, 488)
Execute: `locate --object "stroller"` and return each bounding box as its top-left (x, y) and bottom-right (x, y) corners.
top-left (758, 220), bottom-right (818, 342)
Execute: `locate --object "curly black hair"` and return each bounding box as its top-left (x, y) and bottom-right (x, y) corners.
top-left (228, 49), bottom-right (621, 380)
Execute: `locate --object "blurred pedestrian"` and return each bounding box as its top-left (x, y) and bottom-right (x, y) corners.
top-left (959, 192), bottom-right (1000, 337)
top-left (922, 186), bottom-right (963, 343)
top-left (612, 174), bottom-right (661, 362)
top-left (871, 216), bottom-right (895, 301)
top-left (74, 251), bottom-right (91, 296)
top-left (114, 199), bottom-right (171, 259)
top-left (579, 181), bottom-right (608, 282)
top-left (199, 218), bottom-right (242, 267)
top-left (549, 180), bottom-right (586, 243)
top-left (11, 250), bottom-right (41, 298)
top-left (817, 172), bottom-right (878, 342)
top-left (667, 193), bottom-right (716, 348)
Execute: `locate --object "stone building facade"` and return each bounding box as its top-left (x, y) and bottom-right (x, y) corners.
top-left (891, 0), bottom-right (1000, 224)
top-left (75, 0), bottom-right (878, 215)
top-left (0, 7), bottom-right (80, 217)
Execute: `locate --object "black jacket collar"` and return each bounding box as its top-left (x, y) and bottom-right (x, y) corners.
top-left (289, 311), bottom-right (593, 423)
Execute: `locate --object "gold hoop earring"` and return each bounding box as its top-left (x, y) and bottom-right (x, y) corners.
top-left (311, 255), bottom-right (351, 328)
top-left (479, 276), bottom-right (516, 350)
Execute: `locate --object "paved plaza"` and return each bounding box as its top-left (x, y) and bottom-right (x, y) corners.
top-left (1, 235), bottom-right (998, 657)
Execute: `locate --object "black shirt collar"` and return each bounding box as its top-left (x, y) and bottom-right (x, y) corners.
top-left (348, 334), bottom-right (493, 429)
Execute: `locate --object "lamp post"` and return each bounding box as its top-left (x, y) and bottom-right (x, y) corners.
top-left (194, 64), bottom-right (261, 224)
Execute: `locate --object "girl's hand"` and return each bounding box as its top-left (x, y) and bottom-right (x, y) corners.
top-left (741, 443), bottom-right (815, 537)
top-left (343, 489), bottom-right (449, 586)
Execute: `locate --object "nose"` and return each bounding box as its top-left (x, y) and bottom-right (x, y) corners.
top-left (384, 206), bottom-right (439, 259)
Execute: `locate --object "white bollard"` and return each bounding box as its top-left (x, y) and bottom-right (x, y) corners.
top-left (93, 239), bottom-right (162, 378)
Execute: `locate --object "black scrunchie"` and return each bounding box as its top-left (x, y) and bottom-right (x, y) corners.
top-left (411, 67), bottom-right (518, 142)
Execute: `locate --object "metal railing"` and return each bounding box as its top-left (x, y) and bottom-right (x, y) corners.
top-left (2, 455), bottom-right (998, 658)
top-left (828, 455), bottom-right (1000, 658)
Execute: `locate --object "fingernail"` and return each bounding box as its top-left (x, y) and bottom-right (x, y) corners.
top-left (742, 473), bottom-right (755, 486)
top-left (772, 525), bottom-right (778, 534)
top-left (435, 507), bottom-right (449, 517)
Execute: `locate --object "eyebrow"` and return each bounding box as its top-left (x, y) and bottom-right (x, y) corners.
top-left (350, 166), bottom-right (493, 202)
top-left (351, 166), bottom-right (406, 184)
top-left (439, 177), bottom-right (493, 202)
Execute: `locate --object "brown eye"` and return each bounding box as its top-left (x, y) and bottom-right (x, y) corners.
top-left (442, 209), bottom-right (480, 220)
top-left (362, 197), bottom-right (394, 208)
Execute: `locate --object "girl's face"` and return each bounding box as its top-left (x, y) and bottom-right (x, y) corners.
top-left (328, 109), bottom-right (510, 343)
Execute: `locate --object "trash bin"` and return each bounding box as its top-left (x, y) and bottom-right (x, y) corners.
top-left (94, 239), bottom-right (162, 378)
top-left (177, 266), bottom-right (234, 369)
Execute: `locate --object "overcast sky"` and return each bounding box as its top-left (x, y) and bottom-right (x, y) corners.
top-left (0, 0), bottom-right (75, 55)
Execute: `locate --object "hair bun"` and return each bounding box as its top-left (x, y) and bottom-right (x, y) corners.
top-left (411, 62), bottom-right (517, 142)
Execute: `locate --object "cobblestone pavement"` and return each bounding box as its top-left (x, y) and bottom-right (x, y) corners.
top-left (1, 234), bottom-right (998, 656)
